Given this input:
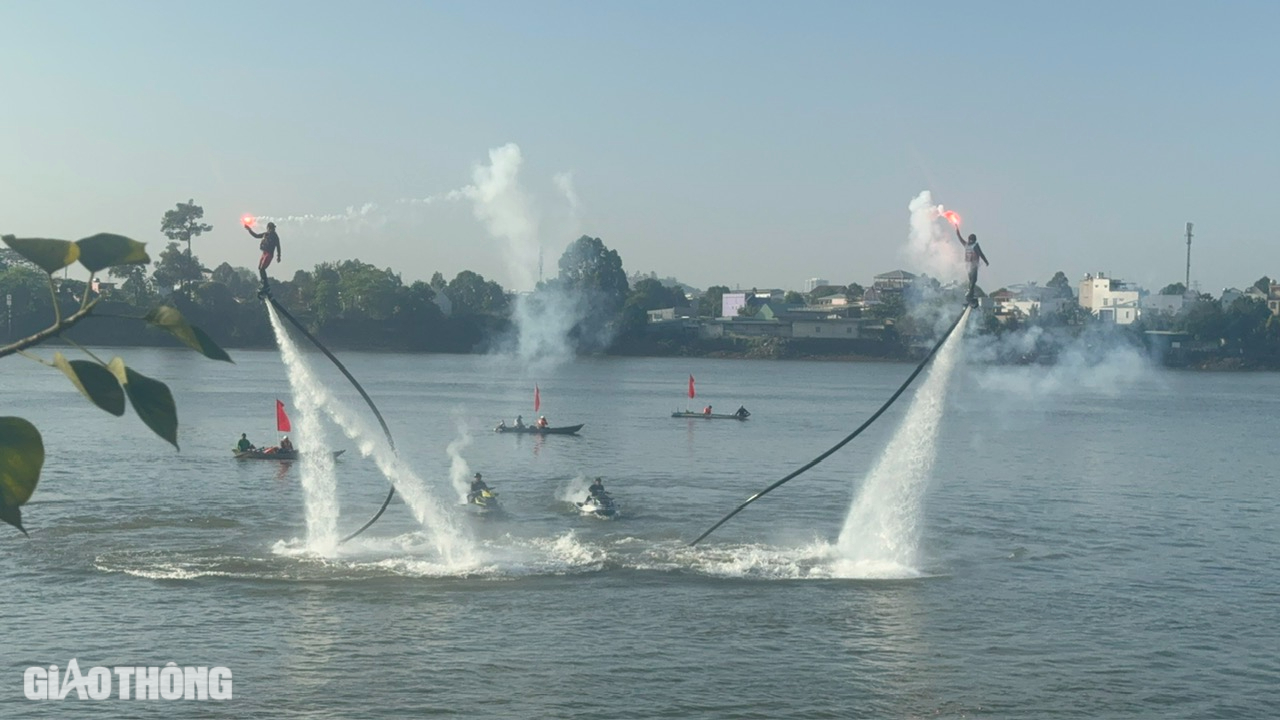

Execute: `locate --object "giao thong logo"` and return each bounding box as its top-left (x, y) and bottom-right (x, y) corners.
top-left (23, 659), bottom-right (232, 700)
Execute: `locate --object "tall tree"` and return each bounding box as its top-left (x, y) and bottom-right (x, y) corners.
top-left (699, 285), bottom-right (730, 317)
top-left (151, 242), bottom-right (204, 292)
top-left (1046, 271), bottom-right (1074, 298)
top-left (557, 235), bottom-right (629, 315)
top-left (1253, 276), bottom-right (1272, 295)
top-left (161, 199), bottom-right (212, 288)
top-left (1160, 282), bottom-right (1187, 296)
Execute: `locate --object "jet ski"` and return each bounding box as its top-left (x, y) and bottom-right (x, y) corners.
top-left (466, 489), bottom-right (501, 512)
top-left (576, 492), bottom-right (617, 518)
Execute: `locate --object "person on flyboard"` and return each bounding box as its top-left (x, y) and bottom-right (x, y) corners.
top-left (954, 225), bottom-right (989, 307)
top-left (245, 220), bottom-right (282, 297)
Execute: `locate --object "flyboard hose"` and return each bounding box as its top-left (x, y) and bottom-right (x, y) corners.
top-left (690, 305), bottom-right (970, 546)
top-left (265, 296), bottom-right (397, 543)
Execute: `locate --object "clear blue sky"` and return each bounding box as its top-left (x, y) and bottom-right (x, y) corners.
top-left (3, 1), bottom-right (1277, 295)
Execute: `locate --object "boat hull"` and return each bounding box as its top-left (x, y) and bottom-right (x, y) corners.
top-left (494, 423), bottom-right (585, 435)
top-left (233, 449), bottom-right (346, 460)
top-left (671, 412), bottom-right (748, 421)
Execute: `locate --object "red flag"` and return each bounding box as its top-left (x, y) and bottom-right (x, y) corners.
top-left (534, 385), bottom-right (541, 412)
top-left (688, 375), bottom-right (696, 399)
top-left (276, 399), bottom-right (291, 432)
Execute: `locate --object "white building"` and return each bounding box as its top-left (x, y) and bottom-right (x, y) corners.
top-left (804, 278), bottom-right (829, 293)
top-left (1079, 272), bottom-right (1141, 324)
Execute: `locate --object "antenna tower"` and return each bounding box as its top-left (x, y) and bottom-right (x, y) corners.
top-left (1184, 222), bottom-right (1193, 290)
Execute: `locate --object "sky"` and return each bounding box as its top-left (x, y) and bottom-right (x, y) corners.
top-left (2, 1), bottom-right (1278, 296)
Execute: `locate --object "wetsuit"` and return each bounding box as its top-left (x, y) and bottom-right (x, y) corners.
top-left (468, 479), bottom-right (490, 502)
top-left (588, 482), bottom-right (606, 499)
top-left (246, 226), bottom-right (282, 287)
top-left (237, 437), bottom-right (253, 452)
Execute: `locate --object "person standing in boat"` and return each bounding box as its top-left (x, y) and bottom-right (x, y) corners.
top-left (237, 433), bottom-right (254, 452)
top-left (244, 220), bottom-right (282, 294)
top-left (515, 415), bottom-right (525, 429)
top-left (537, 416), bottom-right (549, 429)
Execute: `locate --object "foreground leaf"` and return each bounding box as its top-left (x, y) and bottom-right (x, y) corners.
top-left (2, 236), bottom-right (80, 274)
top-left (144, 306), bottom-right (233, 362)
top-left (122, 366), bottom-right (179, 449)
top-left (75, 233), bottom-right (150, 273)
top-left (53, 352), bottom-right (126, 416)
top-left (0, 417), bottom-right (44, 535)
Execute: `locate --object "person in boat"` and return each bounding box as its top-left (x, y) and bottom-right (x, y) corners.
top-left (237, 433), bottom-right (254, 452)
top-left (244, 220), bottom-right (282, 294)
top-left (468, 472), bottom-right (492, 503)
top-left (537, 415), bottom-right (549, 429)
top-left (734, 405), bottom-right (750, 419)
top-left (954, 225), bottom-right (989, 306)
top-left (496, 419), bottom-right (507, 431)
top-left (279, 435), bottom-right (294, 452)
top-left (515, 415), bottom-right (525, 429)
top-left (703, 405), bottom-right (713, 416)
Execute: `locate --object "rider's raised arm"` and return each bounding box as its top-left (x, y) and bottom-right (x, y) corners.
top-left (246, 226), bottom-right (264, 239)
top-left (954, 226), bottom-right (965, 244)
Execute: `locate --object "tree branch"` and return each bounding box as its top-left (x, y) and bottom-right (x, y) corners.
top-left (0, 297), bottom-right (101, 360)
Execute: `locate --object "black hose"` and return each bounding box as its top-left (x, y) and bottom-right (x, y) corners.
top-left (265, 296), bottom-right (398, 543)
top-left (690, 306), bottom-right (970, 546)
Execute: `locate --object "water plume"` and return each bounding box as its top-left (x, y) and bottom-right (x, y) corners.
top-left (266, 304), bottom-right (476, 564)
top-left (832, 308), bottom-right (970, 578)
top-left (266, 306), bottom-right (341, 553)
top-left (445, 422), bottom-right (475, 503)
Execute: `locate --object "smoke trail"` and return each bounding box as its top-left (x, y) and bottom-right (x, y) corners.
top-left (905, 191), bottom-right (963, 281)
top-left (266, 304), bottom-right (476, 563)
top-left (832, 308), bottom-right (970, 578)
top-left (266, 307), bottom-right (341, 553)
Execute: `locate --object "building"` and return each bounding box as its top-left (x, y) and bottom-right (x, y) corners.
top-left (1079, 272), bottom-right (1141, 325)
top-left (804, 278), bottom-right (829, 293)
top-left (873, 270), bottom-right (917, 292)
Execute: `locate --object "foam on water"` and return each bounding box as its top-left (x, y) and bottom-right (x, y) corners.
top-left (832, 308), bottom-right (970, 578)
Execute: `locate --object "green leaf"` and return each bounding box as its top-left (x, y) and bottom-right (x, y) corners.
top-left (75, 233), bottom-right (150, 273)
top-left (53, 352), bottom-right (126, 416)
top-left (0, 417), bottom-right (44, 535)
top-left (144, 305), bottom-right (232, 362)
top-left (122, 366), bottom-right (179, 449)
top-left (2, 236), bottom-right (80, 274)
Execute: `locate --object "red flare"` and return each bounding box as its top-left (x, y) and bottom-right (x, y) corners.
top-left (242, 214), bottom-right (255, 227)
top-left (942, 210), bottom-right (961, 226)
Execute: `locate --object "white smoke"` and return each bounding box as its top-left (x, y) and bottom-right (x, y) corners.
top-left (905, 191), bottom-right (964, 282)
top-left (445, 420), bottom-right (475, 504)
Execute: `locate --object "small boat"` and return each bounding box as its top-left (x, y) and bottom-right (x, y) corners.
top-left (671, 411), bottom-right (749, 421)
top-left (494, 423), bottom-right (585, 435)
top-left (233, 449), bottom-right (346, 461)
top-left (577, 493), bottom-right (618, 518)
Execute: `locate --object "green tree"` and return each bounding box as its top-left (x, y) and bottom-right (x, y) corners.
top-left (557, 235), bottom-right (629, 315)
top-left (160, 199), bottom-right (212, 289)
top-left (1253, 276), bottom-right (1272, 295)
top-left (1180, 299), bottom-right (1225, 343)
top-left (446, 270), bottom-right (509, 316)
top-left (627, 277), bottom-right (687, 312)
top-left (1160, 282), bottom-right (1187, 296)
top-left (783, 290), bottom-right (804, 305)
top-left (108, 264), bottom-right (154, 306)
top-left (1, 233), bottom-right (229, 534)
top-left (699, 285), bottom-right (730, 318)
top-left (1047, 271), bottom-right (1074, 299)
top-left (152, 241), bottom-right (204, 292)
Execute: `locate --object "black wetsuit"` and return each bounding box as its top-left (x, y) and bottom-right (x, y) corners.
top-left (247, 227), bottom-right (281, 287)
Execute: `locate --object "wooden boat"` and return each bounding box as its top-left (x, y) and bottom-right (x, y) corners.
top-left (671, 411), bottom-right (749, 421)
top-left (493, 423), bottom-right (585, 435)
top-left (233, 448), bottom-right (346, 460)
